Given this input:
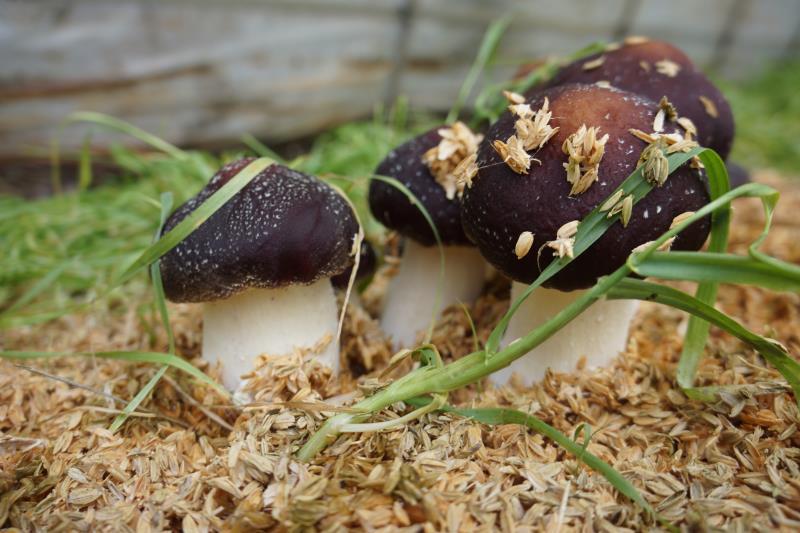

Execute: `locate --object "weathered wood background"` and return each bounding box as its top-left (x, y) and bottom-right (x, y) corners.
top-left (1, 0), bottom-right (798, 160)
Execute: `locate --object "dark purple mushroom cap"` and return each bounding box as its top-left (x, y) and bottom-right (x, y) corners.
top-left (726, 161), bottom-right (750, 188)
top-left (461, 84), bottom-right (711, 291)
top-left (368, 127), bottom-right (472, 246)
top-left (331, 238), bottom-right (377, 289)
top-left (542, 39), bottom-right (734, 159)
top-left (160, 158), bottom-right (359, 303)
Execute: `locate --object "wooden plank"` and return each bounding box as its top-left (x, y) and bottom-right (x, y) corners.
top-left (400, 0), bottom-right (626, 113)
top-left (0, 0), bottom-right (798, 158)
top-left (721, 0), bottom-right (800, 77)
top-left (0, 1), bottom-right (402, 156)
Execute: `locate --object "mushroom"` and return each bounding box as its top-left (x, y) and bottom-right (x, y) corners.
top-left (542, 38), bottom-right (735, 159)
top-left (461, 84), bottom-right (711, 385)
top-left (369, 123), bottom-right (486, 348)
top-left (159, 158), bottom-right (358, 393)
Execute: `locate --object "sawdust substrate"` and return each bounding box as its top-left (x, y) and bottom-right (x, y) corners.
top-left (1, 171), bottom-right (800, 532)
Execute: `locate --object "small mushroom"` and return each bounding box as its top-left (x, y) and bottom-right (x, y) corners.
top-left (160, 158), bottom-right (358, 394)
top-left (369, 125), bottom-right (486, 348)
top-left (543, 39), bottom-right (735, 159)
top-left (461, 84), bottom-right (711, 385)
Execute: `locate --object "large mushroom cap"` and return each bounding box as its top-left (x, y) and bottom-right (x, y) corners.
top-left (542, 39), bottom-right (734, 159)
top-left (369, 125), bottom-right (478, 246)
top-left (461, 83), bottom-right (711, 291)
top-left (160, 158), bottom-right (359, 303)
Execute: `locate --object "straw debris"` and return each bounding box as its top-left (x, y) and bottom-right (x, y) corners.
top-left (562, 125), bottom-right (608, 196)
top-left (544, 220), bottom-right (579, 259)
top-left (423, 122), bottom-right (483, 199)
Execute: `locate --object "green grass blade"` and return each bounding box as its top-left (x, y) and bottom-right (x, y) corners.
top-left (744, 185), bottom-right (786, 270)
top-left (79, 132), bottom-right (93, 191)
top-left (115, 157), bottom-right (273, 286)
top-left (446, 17), bottom-right (510, 124)
top-left (458, 301), bottom-right (481, 352)
top-left (632, 252), bottom-right (800, 291)
top-left (1, 260), bottom-right (73, 316)
top-left (676, 150), bottom-right (730, 389)
top-left (0, 350), bottom-right (228, 397)
top-left (485, 147), bottom-right (702, 354)
top-left (608, 278), bottom-right (800, 406)
top-left (152, 192), bottom-right (176, 354)
top-left (406, 397), bottom-right (656, 519)
top-left (110, 192), bottom-right (176, 432)
top-left (109, 366), bottom-right (167, 433)
top-left (64, 111), bottom-right (188, 161)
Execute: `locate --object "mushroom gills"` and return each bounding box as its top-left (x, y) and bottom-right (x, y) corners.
top-left (380, 240), bottom-right (486, 349)
top-left (492, 282), bottom-right (639, 385)
top-left (202, 278), bottom-right (340, 394)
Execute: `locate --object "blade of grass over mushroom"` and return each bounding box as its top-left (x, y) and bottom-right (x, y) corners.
top-left (607, 278), bottom-right (800, 406)
top-left (0, 350), bottom-right (227, 396)
top-left (446, 16), bottom-right (510, 124)
top-left (405, 397), bottom-right (656, 519)
top-left (676, 149), bottom-right (731, 390)
top-left (3, 158), bottom-right (272, 326)
top-left (6, 116), bottom-right (425, 327)
top-left (485, 147), bottom-right (703, 354)
top-left (370, 174), bottom-right (445, 344)
top-left (114, 157), bottom-right (274, 287)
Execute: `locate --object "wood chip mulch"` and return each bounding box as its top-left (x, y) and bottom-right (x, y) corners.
top-left (1, 172), bottom-right (799, 532)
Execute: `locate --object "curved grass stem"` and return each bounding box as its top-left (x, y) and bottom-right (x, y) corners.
top-left (339, 393), bottom-right (446, 433)
top-left (298, 179), bottom-right (789, 462)
top-left (296, 268), bottom-right (628, 461)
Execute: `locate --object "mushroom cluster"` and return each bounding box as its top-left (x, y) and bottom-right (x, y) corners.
top-left (160, 37), bottom-right (734, 394)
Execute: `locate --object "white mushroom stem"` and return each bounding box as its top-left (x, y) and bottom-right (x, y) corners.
top-left (492, 282), bottom-right (639, 386)
top-left (202, 278), bottom-right (340, 393)
top-left (381, 240), bottom-right (485, 348)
